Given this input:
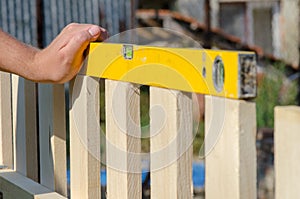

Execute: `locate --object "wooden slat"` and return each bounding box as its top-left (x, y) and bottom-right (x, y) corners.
top-left (0, 170), bottom-right (66, 199)
top-left (275, 106), bottom-right (300, 199)
top-left (105, 80), bottom-right (142, 199)
top-left (13, 78), bottom-right (39, 182)
top-left (11, 75), bottom-right (27, 175)
top-left (205, 96), bottom-right (256, 199)
top-left (38, 84), bottom-right (54, 189)
top-left (24, 80), bottom-right (39, 182)
top-left (51, 84), bottom-right (67, 196)
top-left (0, 72), bottom-right (13, 169)
top-left (38, 84), bottom-right (67, 195)
top-left (70, 76), bottom-right (101, 199)
top-left (150, 87), bottom-right (193, 199)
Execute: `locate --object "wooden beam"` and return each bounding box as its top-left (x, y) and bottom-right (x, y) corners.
top-left (205, 96), bottom-right (256, 199)
top-left (0, 170), bottom-right (66, 199)
top-left (0, 72), bottom-right (13, 169)
top-left (150, 87), bottom-right (193, 199)
top-left (105, 80), bottom-right (142, 199)
top-left (275, 106), bottom-right (300, 199)
top-left (70, 76), bottom-right (101, 199)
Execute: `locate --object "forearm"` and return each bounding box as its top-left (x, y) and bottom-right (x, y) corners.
top-left (0, 29), bottom-right (40, 81)
top-left (0, 24), bottom-right (107, 83)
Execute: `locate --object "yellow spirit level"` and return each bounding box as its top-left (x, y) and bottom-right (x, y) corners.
top-left (84, 43), bottom-right (256, 99)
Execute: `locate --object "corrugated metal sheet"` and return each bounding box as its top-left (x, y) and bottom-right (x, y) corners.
top-left (0, 0), bottom-right (37, 46)
top-left (0, 0), bottom-right (133, 47)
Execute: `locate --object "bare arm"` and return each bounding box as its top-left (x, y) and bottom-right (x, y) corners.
top-left (0, 23), bottom-right (108, 83)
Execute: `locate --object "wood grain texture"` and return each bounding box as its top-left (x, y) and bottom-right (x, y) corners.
top-left (150, 87), bottom-right (193, 199)
top-left (105, 80), bottom-right (142, 199)
top-left (205, 96), bottom-right (256, 199)
top-left (275, 106), bottom-right (300, 199)
top-left (0, 72), bottom-right (13, 169)
top-left (70, 76), bottom-right (101, 199)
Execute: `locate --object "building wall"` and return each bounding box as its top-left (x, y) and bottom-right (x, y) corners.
top-left (174, 0), bottom-right (205, 24)
top-left (280, 0), bottom-right (300, 68)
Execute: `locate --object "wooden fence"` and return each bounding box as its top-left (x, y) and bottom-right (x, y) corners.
top-left (0, 73), bottom-right (299, 198)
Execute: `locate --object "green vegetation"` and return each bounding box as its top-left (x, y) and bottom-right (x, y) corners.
top-left (255, 62), bottom-right (298, 128)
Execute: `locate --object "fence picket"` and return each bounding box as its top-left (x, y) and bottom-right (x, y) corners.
top-left (205, 96), bottom-right (256, 199)
top-left (0, 72), bottom-right (13, 169)
top-left (70, 76), bottom-right (101, 199)
top-left (11, 75), bottom-right (27, 175)
top-left (105, 80), bottom-right (142, 199)
top-left (150, 87), bottom-right (193, 199)
top-left (24, 80), bottom-right (39, 182)
top-left (52, 84), bottom-right (67, 196)
top-left (275, 106), bottom-right (300, 199)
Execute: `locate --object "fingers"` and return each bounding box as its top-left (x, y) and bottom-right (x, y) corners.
top-left (61, 24), bottom-right (108, 56)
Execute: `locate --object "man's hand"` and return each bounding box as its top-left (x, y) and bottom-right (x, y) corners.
top-left (34, 23), bottom-right (108, 83)
top-left (0, 23), bottom-right (108, 83)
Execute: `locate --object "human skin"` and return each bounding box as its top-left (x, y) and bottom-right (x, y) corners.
top-left (0, 23), bottom-right (108, 83)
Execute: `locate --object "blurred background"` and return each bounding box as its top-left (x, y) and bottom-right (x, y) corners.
top-left (1, 0), bottom-right (299, 198)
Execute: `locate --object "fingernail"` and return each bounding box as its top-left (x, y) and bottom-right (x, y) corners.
top-left (88, 26), bottom-right (100, 37)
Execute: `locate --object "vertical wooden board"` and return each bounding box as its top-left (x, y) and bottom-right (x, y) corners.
top-left (11, 75), bottom-right (26, 175)
top-left (0, 72), bottom-right (13, 169)
top-left (70, 76), bottom-right (100, 199)
top-left (24, 80), bottom-right (39, 182)
top-left (105, 80), bottom-right (142, 199)
top-left (205, 96), bottom-right (256, 199)
top-left (38, 83), bottom-right (67, 195)
top-left (51, 84), bottom-right (67, 196)
top-left (150, 87), bottom-right (193, 199)
top-left (275, 106), bottom-right (300, 199)
top-left (38, 84), bottom-right (54, 189)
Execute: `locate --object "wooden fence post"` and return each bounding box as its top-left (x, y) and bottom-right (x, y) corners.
top-left (150, 87), bottom-right (193, 199)
top-left (70, 76), bottom-right (101, 199)
top-left (205, 96), bottom-right (256, 199)
top-left (275, 106), bottom-right (300, 199)
top-left (105, 80), bottom-right (142, 199)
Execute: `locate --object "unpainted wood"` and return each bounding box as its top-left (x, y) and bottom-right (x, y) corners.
top-left (205, 96), bottom-right (256, 199)
top-left (24, 80), bottom-right (39, 182)
top-left (275, 106), bottom-right (300, 199)
top-left (0, 72), bottom-right (13, 169)
top-left (150, 87), bottom-right (193, 199)
top-left (105, 80), bottom-right (142, 199)
top-left (51, 84), bottom-right (67, 196)
top-left (0, 170), bottom-right (66, 199)
top-left (38, 84), bottom-right (54, 189)
top-left (70, 76), bottom-right (101, 199)
top-left (11, 75), bottom-right (26, 175)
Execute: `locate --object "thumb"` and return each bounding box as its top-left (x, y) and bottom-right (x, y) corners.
top-left (63, 26), bottom-right (100, 57)
top-left (88, 26), bottom-right (101, 40)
